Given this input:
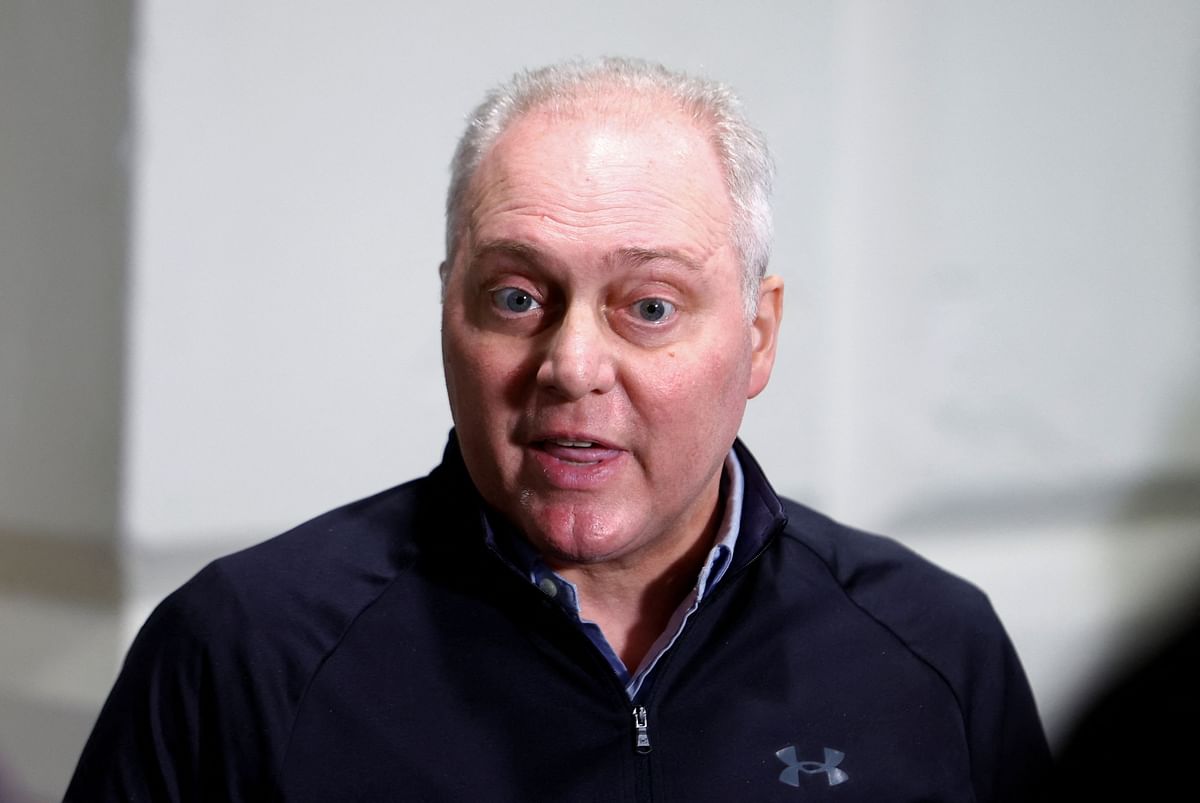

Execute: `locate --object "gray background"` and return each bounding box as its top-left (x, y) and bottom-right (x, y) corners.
top-left (2, 1), bottom-right (1198, 799)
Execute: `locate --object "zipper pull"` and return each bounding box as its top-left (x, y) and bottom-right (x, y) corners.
top-left (632, 706), bottom-right (652, 754)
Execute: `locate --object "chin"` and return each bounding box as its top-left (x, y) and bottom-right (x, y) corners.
top-left (518, 502), bottom-right (638, 566)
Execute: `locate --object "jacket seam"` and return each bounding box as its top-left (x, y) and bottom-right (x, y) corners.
top-left (780, 527), bottom-right (980, 798)
top-left (268, 556), bottom-right (418, 798)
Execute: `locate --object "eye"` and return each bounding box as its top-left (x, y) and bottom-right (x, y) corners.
top-left (491, 287), bottom-right (541, 314)
top-left (632, 297), bottom-right (675, 323)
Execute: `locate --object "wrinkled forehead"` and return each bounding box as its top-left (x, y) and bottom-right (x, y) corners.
top-left (463, 110), bottom-right (733, 267)
top-left (462, 96), bottom-right (730, 235)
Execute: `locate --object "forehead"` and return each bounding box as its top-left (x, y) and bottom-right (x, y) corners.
top-left (463, 98), bottom-right (734, 261)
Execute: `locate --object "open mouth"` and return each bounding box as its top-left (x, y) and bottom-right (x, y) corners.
top-left (548, 438), bottom-right (595, 448)
top-left (532, 437), bottom-right (621, 467)
top-left (526, 436), bottom-right (625, 489)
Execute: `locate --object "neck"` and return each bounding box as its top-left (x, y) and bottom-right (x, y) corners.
top-left (554, 495), bottom-right (723, 672)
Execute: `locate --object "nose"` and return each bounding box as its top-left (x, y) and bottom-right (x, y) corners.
top-left (536, 305), bottom-right (617, 400)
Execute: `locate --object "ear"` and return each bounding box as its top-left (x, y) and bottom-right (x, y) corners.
top-left (746, 274), bottom-right (784, 399)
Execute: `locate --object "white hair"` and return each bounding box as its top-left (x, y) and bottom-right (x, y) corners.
top-left (443, 57), bottom-right (775, 319)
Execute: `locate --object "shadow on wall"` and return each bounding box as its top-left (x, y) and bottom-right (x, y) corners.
top-left (1048, 589), bottom-right (1200, 799)
top-left (1048, 104), bottom-right (1200, 797)
top-left (1048, 292), bottom-right (1200, 797)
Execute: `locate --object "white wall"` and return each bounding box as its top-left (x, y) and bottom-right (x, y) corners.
top-left (3, 1), bottom-right (1199, 798)
top-left (819, 1), bottom-right (1200, 526)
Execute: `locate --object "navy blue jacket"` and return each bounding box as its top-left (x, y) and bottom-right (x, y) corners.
top-left (67, 435), bottom-right (1050, 801)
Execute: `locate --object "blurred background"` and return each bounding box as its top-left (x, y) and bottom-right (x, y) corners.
top-left (2, 0), bottom-right (1198, 799)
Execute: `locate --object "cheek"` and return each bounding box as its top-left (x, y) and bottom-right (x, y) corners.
top-left (633, 339), bottom-right (750, 428)
top-left (446, 330), bottom-right (535, 424)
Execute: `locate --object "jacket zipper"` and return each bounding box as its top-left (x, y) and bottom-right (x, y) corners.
top-left (621, 514), bottom-right (786, 766)
top-left (485, 511), bottom-right (787, 796)
top-left (633, 706), bottom-right (652, 753)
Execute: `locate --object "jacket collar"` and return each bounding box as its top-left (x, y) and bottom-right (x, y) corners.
top-left (729, 437), bottom-right (789, 571)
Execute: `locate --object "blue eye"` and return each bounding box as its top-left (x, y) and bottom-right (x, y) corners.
top-left (633, 298), bottom-right (675, 322)
top-left (491, 287), bottom-right (540, 314)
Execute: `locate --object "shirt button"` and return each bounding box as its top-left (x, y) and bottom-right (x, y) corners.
top-left (537, 577), bottom-right (558, 598)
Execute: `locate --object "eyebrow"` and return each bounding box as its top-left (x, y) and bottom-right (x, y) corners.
top-left (470, 240), bottom-right (703, 272)
top-left (612, 246), bottom-right (703, 272)
top-left (469, 239), bottom-right (542, 267)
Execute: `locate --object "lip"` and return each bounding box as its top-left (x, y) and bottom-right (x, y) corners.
top-left (525, 434), bottom-right (627, 490)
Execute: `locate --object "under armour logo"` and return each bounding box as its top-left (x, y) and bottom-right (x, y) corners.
top-left (776, 746), bottom-right (849, 787)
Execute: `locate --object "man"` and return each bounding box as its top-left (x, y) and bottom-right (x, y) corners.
top-left (68, 58), bottom-right (1050, 801)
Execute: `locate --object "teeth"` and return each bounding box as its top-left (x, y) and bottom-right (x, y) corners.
top-left (552, 439), bottom-right (594, 448)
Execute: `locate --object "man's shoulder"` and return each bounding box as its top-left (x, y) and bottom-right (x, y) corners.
top-left (777, 498), bottom-right (989, 611)
top-left (734, 490), bottom-right (1050, 797)
top-left (144, 473), bottom-right (447, 661)
top-left (773, 497), bottom-right (1009, 684)
top-left (215, 475), bottom-right (431, 593)
top-left (66, 468), bottom-right (481, 797)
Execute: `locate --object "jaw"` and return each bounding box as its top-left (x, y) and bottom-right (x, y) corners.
top-left (507, 448), bottom-right (725, 574)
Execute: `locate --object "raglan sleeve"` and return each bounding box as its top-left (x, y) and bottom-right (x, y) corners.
top-left (63, 563), bottom-right (280, 802)
top-left (957, 595), bottom-right (1053, 803)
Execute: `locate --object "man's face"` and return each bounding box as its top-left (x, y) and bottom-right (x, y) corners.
top-left (441, 101), bottom-right (781, 571)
